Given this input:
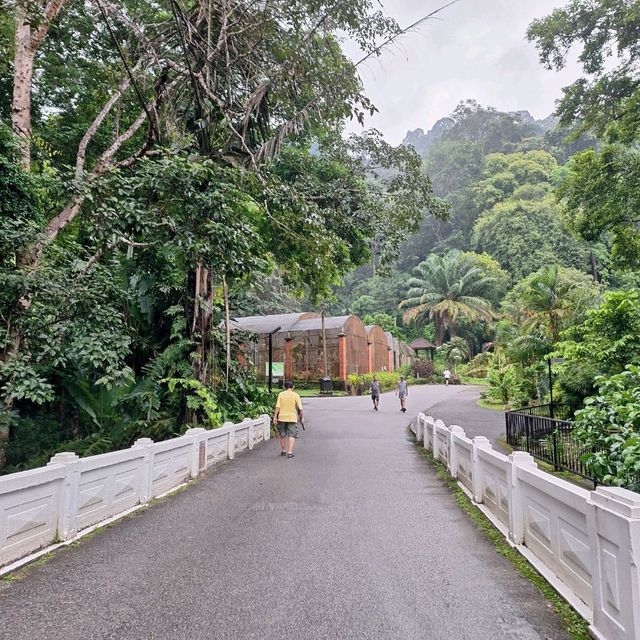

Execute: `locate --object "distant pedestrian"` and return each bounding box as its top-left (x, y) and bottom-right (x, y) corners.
top-left (273, 381), bottom-right (303, 459)
top-left (370, 376), bottom-right (381, 411)
top-left (396, 376), bottom-right (408, 413)
top-left (444, 369), bottom-right (451, 385)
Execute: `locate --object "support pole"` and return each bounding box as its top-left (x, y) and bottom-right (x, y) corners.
top-left (548, 358), bottom-right (554, 419)
top-left (322, 309), bottom-right (328, 378)
top-left (268, 326), bottom-right (282, 394)
top-left (268, 333), bottom-right (273, 394)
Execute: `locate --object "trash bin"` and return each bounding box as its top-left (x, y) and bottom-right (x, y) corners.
top-left (320, 377), bottom-right (333, 394)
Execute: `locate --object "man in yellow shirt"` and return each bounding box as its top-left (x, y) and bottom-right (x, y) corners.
top-left (273, 381), bottom-right (304, 458)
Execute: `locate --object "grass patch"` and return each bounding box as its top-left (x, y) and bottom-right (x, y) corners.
top-left (295, 388), bottom-right (348, 398)
top-left (477, 398), bottom-right (507, 411)
top-left (416, 444), bottom-right (590, 640)
top-left (1, 550), bottom-right (57, 583)
top-left (462, 376), bottom-right (488, 386)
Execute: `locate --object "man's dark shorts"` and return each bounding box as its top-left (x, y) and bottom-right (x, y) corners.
top-left (277, 421), bottom-right (298, 438)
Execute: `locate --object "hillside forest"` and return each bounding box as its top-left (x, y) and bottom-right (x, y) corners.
top-left (2, 0), bottom-right (640, 487)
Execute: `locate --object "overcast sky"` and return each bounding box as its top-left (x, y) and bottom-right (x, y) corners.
top-left (344, 0), bottom-right (582, 144)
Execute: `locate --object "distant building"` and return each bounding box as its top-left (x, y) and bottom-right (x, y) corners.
top-left (366, 325), bottom-right (390, 373)
top-left (230, 313), bottom-right (412, 382)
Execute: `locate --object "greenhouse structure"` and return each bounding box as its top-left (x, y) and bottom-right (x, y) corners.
top-left (230, 312), bottom-right (413, 383)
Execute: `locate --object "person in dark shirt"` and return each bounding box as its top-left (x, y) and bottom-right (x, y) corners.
top-left (370, 377), bottom-right (381, 411)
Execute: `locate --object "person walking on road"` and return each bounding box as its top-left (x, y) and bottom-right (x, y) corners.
top-left (273, 380), bottom-right (304, 458)
top-left (444, 368), bottom-right (451, 385)
top-left (370, 376), bottom-right (381, 411)
top-left (396, 376), bottom-right (408, 413)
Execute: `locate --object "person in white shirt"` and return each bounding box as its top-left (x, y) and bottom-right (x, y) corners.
top-left (444, 369), bottom-right (451, 385)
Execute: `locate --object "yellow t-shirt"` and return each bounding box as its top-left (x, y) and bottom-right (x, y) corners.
top-left (275, 389), bottom-right (303, 423)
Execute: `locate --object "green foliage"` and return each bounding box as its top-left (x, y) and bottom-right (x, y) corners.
top-left (348, 371), bottom-right (400, 392)
top-left (559, 145), bottom-right (640, 269)
top-left (529, 1), bottom-right (640, 269)
top-left (503, 265), bottom-right (600, 343)
top-left (528, 0), bottom-right (640, 140)
top-left (437, 337), bottom-right (470, 368)
top-left (163, 378), bottom-right (222, 428)
top-left (400, 250), bottom-right (495, 344)
top-left (555, 289), bottom-right (640, 405)
top-left (573, 366), bottom-right (640, 491)
top-left (463, 351), bottom-right (494, 378)
top-left (484, 361), bottom-right (524, 406)
top-left (361, 312), bottom-right (397, 334)
top-left (473, 192), bottom-right (589, 281)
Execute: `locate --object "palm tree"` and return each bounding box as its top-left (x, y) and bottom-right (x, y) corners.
top-left (438, 337), bottom-right (470, 369)
top-left (515, 265), bottom-right (597, 343)
top-left (399, 251), bottom-right (494, 345)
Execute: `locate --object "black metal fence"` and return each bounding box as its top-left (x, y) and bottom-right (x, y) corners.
top-left (505, 404), bottom-right (596, 484)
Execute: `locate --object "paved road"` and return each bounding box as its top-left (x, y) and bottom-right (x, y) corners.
top-left (422, 384), bottom-right (507, 450)
top-left (0, 386), bottom-right (569, 640)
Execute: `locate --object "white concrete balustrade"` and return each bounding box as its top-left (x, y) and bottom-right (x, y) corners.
top-left (0, 415), bottom-right (271, 570)
top-left (411, 413), bottom-right (640, 640)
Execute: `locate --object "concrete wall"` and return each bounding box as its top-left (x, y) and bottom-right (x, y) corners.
top-left (412, 413), bottom-right (640, 640)
top-left (0, 415), bottom-right (271, 569)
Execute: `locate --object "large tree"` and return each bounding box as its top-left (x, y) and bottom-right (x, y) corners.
top-left (502, 265), bottom-right (600, 344)
top-left (528, 0), bottom-right (640, 268)
top-left (471, 150), bottom-right (589, 279)
top-left (399, 250), bottom-right (495, 345)
top-left (1, 1), bottom-right (452, 468)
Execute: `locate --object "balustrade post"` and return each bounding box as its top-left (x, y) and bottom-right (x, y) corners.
top-left (449, 425), bottom-right (465, 478)
top-left (48, 452), bottom-right (80, 541)
top-left (261, 414), bottom-right (271, 441)
top-left (224, 422), bottom-right (236, 460)
top-left (507, 451), bottom-right (537, 545)
top-left (471, 436), bottom-right (491, 503)
top-left (416, 413), bottom-right (426, 444)
top-left (131, 438), bottom-right (154, 503)
top-left (184, 428), bottom-right (207, 478)
top-left (588, 487), bottom-right (640, 640)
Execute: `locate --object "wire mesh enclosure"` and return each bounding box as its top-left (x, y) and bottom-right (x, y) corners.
top-left (231, 313), bottom-right (392, 382)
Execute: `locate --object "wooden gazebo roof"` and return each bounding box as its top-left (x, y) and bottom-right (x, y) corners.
top-left (409, 338), bottom-right (436, 350)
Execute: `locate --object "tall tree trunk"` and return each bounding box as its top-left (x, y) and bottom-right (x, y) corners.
top-left (0, 428), bottom-right (8, 469)
top-left (589, 251), bottom-right (600, 283)
top-left (12, 9), bottom-right (35, 167)
top-left (434, 316), bottom-right (444, 346)
top-left (191, 265), bottom-right (215, 386)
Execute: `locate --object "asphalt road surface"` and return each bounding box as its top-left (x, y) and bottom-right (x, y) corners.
top-left (0, 385), bottom-right (569, 640)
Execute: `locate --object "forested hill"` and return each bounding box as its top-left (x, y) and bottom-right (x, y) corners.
top-left (401, 107), bottom-right (557, 157)
top-left (331, 99), bottom-right (606, 347)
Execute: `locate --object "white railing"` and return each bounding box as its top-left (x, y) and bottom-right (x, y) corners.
top-left (0, 415), bottom-right (271, 569)
top-left (414, 412), bottom-right (640, 640)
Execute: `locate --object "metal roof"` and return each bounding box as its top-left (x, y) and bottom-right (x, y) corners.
top-left (229, 312), bottom-right (319, 334)
top-left (291, 315), bottom-right (351, 332)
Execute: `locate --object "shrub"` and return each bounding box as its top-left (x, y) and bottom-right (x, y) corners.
top-left (348, 371), bottom-right (401, 393)
top-left (411, 359), bottom-right (434, 379)
top-left (483, 362), bottom-right (525, 405)
top-left (573, 365), bottom-right (640, 491)
top-left (465, 352), bottom-right (494, 378)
